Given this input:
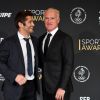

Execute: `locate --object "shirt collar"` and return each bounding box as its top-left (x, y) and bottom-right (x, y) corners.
top-left (47, 27), bottom-right (58, 36)
top-left (18, 31), bottom-right (31, 40)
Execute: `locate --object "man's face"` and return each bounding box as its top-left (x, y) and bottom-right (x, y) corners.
top-left (23, 16), bottom-right (34, 34)
top-left (44, 10), bottom-right (60, 32)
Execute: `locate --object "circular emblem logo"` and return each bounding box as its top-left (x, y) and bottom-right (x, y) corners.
top-left (73, 66), bottom-right (90, 82)
top-left (70, 7), bottom-right (86, 24)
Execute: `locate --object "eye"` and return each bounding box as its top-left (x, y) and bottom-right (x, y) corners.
top-left (45, 17), bottom-right (49, 20)
top-left (51, 17), bottom-right (55, 19)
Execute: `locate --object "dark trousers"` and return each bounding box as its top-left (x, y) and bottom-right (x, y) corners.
top-left (20, 80), bottom-right (36, 100)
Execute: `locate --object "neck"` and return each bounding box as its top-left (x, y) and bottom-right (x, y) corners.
top-left (19, 30), bottom-right (30, 38)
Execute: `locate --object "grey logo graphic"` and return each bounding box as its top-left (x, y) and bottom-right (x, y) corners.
top-left (73, 66), bottom-right (90, 82)
top-left (70, 7), bottom-right (87, 24)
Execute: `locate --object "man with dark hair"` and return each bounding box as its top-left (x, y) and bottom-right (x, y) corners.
top-left (0, 10), bottom-right (39, 100)
top-left (39, 8), bottom-right (74, 100)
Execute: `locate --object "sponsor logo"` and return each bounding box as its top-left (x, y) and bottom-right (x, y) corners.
top-left (0, 37), bottom-right (4, 43)
top-left (0, 12), bottom-right (12, 18)
top-left (0, 74), bottom-right (5, 81)
top-left (98, 11), bottom-right (100, 25)
top-left (80, 97), bottom-right (90, 100)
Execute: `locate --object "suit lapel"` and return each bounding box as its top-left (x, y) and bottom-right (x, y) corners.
top-left (41, 33), bottom-right (46, 55)
top-left (13, 34), bottom-right (25, 67)
top-left (31, 36), bottom-right (38, 67)
top-left (41, 30), bottom-right (61, 56)
top-left (47, 30), bottom-right (61, 53)
top-left (31, 36), bottom-right (37, 54)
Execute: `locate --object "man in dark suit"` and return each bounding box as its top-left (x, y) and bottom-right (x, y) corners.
top-left (39, 8), bottom-right (74, 100)
top-left (0, 11), bottom-right (39, 100)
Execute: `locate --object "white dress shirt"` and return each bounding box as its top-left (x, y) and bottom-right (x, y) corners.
top-left (42, 27), bottom-right (58, 53)
top-left (18, 32), bottom-right (35, 80)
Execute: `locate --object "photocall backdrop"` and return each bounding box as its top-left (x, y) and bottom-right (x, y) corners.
top-left (0, 0), bottom-right (100, 100)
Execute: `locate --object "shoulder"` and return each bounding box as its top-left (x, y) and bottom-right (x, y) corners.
top-left (0, 34), bottom-right (17, 49)
top-left (39, 33), bottom-right (46, 38)
top-left (38, 33), bottom-right (46, 41)
top-left (31, 35), bottom-right (38, 45)
top-left (31, 35), bottom-right (38, 41)
top-left (58, 30), bottom-right (73, 41)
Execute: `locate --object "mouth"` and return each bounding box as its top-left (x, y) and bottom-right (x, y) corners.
top-left (30, 27), bottom-right (33, 29)
top-left (47, 23), bottom-right (52, 25)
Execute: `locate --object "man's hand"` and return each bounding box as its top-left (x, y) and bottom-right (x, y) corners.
top-left (15, 74), bottom-right (27, 86)
top-left (55, 88), bottom-right (65, 100)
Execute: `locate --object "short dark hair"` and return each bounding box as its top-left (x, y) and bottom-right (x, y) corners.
top-left (15, 10), bottom-right (33, 29)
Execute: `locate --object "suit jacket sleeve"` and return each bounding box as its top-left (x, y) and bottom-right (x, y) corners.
top-left (0, 39), bottom-right (17, 84)
top-left (59, 35), bottom-right (74, 90)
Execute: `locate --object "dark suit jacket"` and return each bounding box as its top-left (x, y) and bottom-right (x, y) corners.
top-left (0, 34), bottom-right (39, 100)
top-left (39, 29), bottom-right (74, 94)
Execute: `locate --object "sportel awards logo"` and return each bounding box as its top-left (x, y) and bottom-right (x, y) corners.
top-left (70, 7), bottom-right (86, 24)
top-left (73, 66), bottom-right (90, 82)
top-left (75, 31), bottom-right (100, 54)
top-left (25, 10), bottom-right (44, 21)
top-left (78, 38), bottom-right (100, 51)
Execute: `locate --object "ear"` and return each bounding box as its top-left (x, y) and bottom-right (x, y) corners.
top-left (18, 22), bottom-right (24, 28)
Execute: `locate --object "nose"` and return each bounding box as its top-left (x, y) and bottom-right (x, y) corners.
top-left (32, 22), bottom-right (35, 27)
top-left (47, 18), bottom-right (51, 22)
top-left (45, 17), bottom-right (51, 22)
